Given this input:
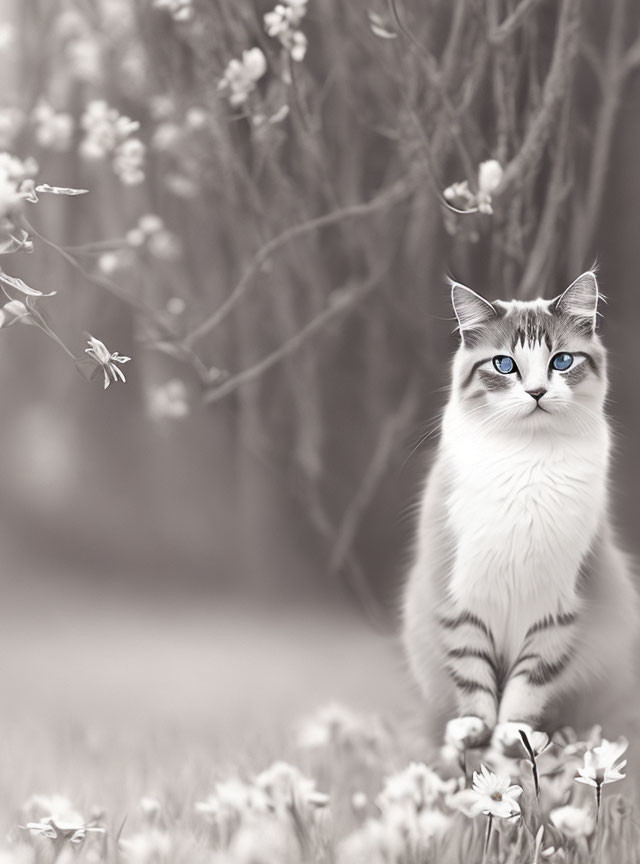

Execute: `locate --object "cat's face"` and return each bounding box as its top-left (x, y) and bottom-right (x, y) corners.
top-left (450, 272), bottom-right (607, 435)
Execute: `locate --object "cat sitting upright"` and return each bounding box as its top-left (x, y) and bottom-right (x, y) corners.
top-left (402, 271), bottom-right (638, 751)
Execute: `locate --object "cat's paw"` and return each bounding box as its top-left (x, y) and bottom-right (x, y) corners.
top-left (445, 715), bottom-right (492, 751)
top-left (492, 721), bottom-right (534, 758)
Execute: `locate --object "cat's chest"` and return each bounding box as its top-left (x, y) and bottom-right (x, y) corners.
top-left (443, 435), bottom-right (607, 620)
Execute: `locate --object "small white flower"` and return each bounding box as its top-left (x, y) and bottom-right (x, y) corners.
top-left (550, 805), bottom-right (595, 839)
top-left (126, 228), bottom-right (145, 247)
top-left (32, 103), bottom-right (74, 152)
top-left (575, 736), bottom-right (628, 788)
top-left (84, 335), bottom-right (131, 389)
top-left (255, 761), bottom-right (329, 811)
top-left (148, 379), bottom-right (189, 421)
top-left (219, 49), bottom-right (267, 108)
top-left (469, 764), bottom-right (522, 819)
top-left (478, 159), bottom-right (503, 195)
top-left (138, 214), bottom-right (164, 235)
top-left (377, 763), bottom-right (457, 814)
top-left (185, 107), bottom-right (207, 129)
top-left (166, 296), bottom-right (185, 315)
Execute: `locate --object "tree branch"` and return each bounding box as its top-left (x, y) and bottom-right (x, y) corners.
top-left (183, 180), bottom-right (412, 350)
top-left (203, 268), bottom-right (385, 405)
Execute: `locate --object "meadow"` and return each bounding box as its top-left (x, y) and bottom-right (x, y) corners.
top-left (0, 569), bottom-right (636, 864)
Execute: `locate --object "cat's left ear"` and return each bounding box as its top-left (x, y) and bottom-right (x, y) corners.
top-left (552, 271), bottom-right (600, 333)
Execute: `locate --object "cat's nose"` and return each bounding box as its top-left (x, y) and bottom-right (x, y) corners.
top-left (526, 388), bottom-right (547, 401)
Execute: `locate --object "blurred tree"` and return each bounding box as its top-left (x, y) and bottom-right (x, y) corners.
top-left (3, 0), bottom-right (640, 617)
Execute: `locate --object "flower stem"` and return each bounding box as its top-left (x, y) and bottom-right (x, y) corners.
top-left (482, 813), bottom-right (493, 864)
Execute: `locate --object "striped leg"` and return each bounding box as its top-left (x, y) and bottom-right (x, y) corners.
top-left (438, 610), bottom-right (499, 741)
top-left (498, 611), bottom-right (578, 727)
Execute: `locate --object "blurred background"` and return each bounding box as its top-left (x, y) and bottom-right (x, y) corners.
top-left (0, 0), bottom-right (639, 779)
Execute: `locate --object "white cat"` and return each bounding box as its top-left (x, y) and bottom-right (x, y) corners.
top-left (402, 271), bottom-right (639, 750)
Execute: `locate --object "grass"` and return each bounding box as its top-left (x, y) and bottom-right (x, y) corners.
top-left (1, 578), bottom-right (639, 864)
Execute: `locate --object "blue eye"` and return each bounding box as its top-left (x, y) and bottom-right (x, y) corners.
top-left (493, 355), bottom-right (516, 374)
top-left (551, 352), bottom-right (574, 371)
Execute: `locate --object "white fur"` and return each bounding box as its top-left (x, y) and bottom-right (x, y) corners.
top-left (403, 283), bottom-right (639, 743)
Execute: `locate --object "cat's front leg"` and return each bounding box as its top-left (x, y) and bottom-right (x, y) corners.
top-left (439, 608), bottom-right (500, 746)
top-left (497, 610), bottom-right (579, 735)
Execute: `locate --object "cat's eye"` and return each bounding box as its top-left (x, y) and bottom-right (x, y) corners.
top-left (551, 352), bottom-right (574, 371)
top-left (493, 355), bottom-right (516, 374)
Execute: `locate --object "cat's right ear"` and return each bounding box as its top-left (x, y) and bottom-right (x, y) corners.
top-left (450, 280), bottom-right (497, 343)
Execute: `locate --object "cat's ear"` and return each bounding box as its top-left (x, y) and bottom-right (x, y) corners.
top-left (450, 280), bottom-right (497, 343)
top-left (552, 271), bottom-right (599, 333)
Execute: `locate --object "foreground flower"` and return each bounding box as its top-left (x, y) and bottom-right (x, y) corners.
top-left (377, 762), bottom-right (457, 814)
top-left (470, 765), bottom-right (522, 818)
top-left (84, 336), bottom-right (131, 389)
top-left (575, 736), bottom-right (628, 789)
top-left (254, 761), bottom-right (329, 811)
top-left (550, 805), bottom-right (595, 839)
top-left (23, 817), bottom-right (104, 844)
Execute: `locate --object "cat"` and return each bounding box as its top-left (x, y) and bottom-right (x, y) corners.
top-left (402, 271), bottom-right (639, 752)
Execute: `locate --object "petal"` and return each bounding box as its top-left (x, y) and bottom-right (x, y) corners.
top-left (574, 777), bottom-right (596, 787)
top-left (0, 271), bottom-right (55, 296)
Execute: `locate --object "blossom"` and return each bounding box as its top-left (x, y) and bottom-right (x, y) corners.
top-left (218, 49), bottom-right (267, 108)
top-left (469, 764), bottom-right (522, 818)
top-left (377, 763), bottom-right (457, 814)
top-left (254, 761), bottom-right (329, 810)
top-left (153, 0), bottom-right (193, 23)
top-left (477, 159), bottom-right (503, 214)
top-left (84, 336), bottom-right (131, 389)
top-left (549, 805), bottom-right (595, 839)
top-left (80, 101), bottom-right (144, 184)
top-left (23, 817), bottom-right (104, 844)
top-left (148, 380), bottom-right (189, 421)
top-left (32, 103), bottom-right (74, 152)
top-left (264, 1), bottom-right (309, 61)
top-left (575, 736), bottom-right (627, 788)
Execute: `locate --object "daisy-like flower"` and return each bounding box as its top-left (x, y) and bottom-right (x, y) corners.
top-left (84, 336), bottom-right (131, 389)
top-left (469, 764), bottom-right (522, 818)
top-left (575, 737), bottom-right (627, 805)
top-left (23, 817), bottom-right (104, 844)
top-left (575, 737), bottom-right (627, 787)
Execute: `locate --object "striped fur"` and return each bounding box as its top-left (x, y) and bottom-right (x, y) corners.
top-left (403, 272), bottom-right (639, 744)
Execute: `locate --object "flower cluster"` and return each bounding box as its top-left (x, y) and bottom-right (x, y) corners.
top-left (80, 100), bottom-right (145, 184)
top-left (147, 379), bottom-right (189, 422)
top-left (444, 159), bottom-right (504, 214)
top-left (264, 0), bottom-right (309, 62)
top-left (0, 153), bottom-right (38, 221)
top-left (152, 0), bottom-right (194, 23)
top-left (126, 214), bottom-right (182, 261)
top-left (218, 49), bottom-right (267, 108)
top-left (32, 102), bottom-right (74, 152)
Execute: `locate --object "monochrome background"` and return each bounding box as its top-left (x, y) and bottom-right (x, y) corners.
top-left (0, 0), bottom-right (639, 832)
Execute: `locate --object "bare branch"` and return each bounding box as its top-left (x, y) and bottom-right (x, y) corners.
top-left (490, 0), bottom-right (546, 45)
top-left (496, 0), bottom-right (581, 199)
top-left (203, 269), bottom-right (385, 405)
top-left (183, 180), bottom-right (412, 350)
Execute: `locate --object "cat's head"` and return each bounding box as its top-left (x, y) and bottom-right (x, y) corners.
top-left (449, 271), bottom-right (607, 434)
